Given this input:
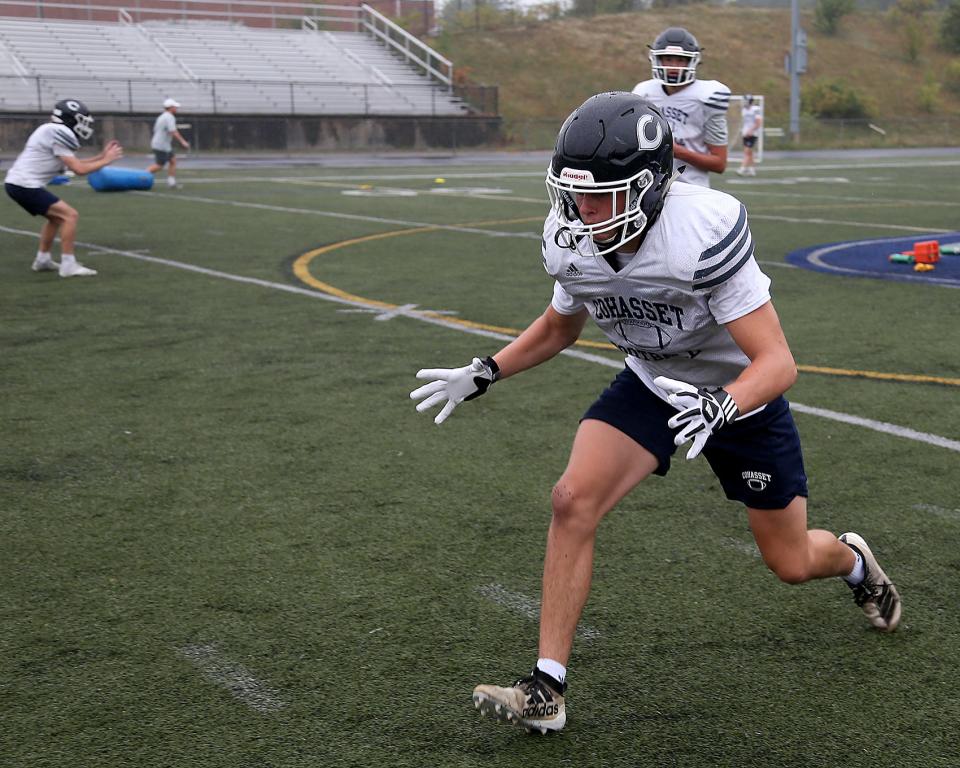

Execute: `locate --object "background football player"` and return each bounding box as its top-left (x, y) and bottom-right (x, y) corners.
top-left (738, 93), bottom-right (763, 176)
top-left (633, 26), bottom-right (730, 187)
top-left (410, 92), bottom-right (900, 734)
top-left (4, 99), bottom-right (123, 277)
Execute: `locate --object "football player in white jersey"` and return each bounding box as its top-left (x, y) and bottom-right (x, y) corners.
top-left (4, 99), bottom-right (123, 277)
top-left (410, 92), bottom-right (900, 734)
top-left (738, 93), bottom-right (763, 176)
top-left (632, 27), bottom-right (729, 187)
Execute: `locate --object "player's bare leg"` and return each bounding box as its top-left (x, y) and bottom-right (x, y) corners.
top-left (540, 419), bottom-right (659, 663)
top-left (39, 216), bottom-right (58, 253)
top-left (32, 216), bottom-right (61, 271)
top-left (45, 201), bottom-right (95, 277)
top-left (474, 419), bottom-right (657, 732)
top-left (748, 497), bottom-right (854, 583)
top-left (748, 497), bottom-right (900, 630)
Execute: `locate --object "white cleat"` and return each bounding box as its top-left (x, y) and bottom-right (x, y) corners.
top-left (31, 256), bottom-right (60, 272)
top-left (840, 532), bottom-right (901, 632)
top-left (59, 262), bottom-right (97, 278)
top-left (472, 668), bottom-right (566, 734)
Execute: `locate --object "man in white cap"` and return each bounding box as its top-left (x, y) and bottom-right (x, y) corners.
top-left (146, 98), bottom-right (189, 188)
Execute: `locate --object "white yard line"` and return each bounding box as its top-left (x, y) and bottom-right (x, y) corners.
top-left (135, 191), bottom-right (543, 239)
top-left (142, 156), bottom-right (960, 185)
top-left (176, 643), bottom-right (287, 713)
top-left (140, 189), bottom-right (949, 240)
top-left (749, 213), bottom-right (952, 234)
top-left (911, 503), bottom-right (960, 522)
top-left (2, 224), bottom-right (956, 452)
top-left (476, 583), bottom-right (601, 640)
top-left (719, 537), bottom-right (762, 559)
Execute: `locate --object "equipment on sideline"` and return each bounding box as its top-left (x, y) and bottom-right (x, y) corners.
top-left (887, 239), bottom-right (941, 270)
top-left (88, 167), bottom-right (154, 192)
top-left (654, 376), bottom-right (740, 460)
top-left (410, 356), bottom-right (500, 425)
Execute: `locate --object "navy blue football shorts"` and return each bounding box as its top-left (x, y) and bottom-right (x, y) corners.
top-left (582, 367), bottom-right (808, 510)
top-left (152, 149), bottom-right (174, 166)
top-left (5, 183), bottom-right (60, 216)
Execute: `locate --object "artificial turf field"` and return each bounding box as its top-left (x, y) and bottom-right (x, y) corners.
top-left (2, 151), bottom-right (959, 767)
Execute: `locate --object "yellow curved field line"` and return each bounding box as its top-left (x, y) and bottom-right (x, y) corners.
top-left (292, 226), bottom-right (960, 388)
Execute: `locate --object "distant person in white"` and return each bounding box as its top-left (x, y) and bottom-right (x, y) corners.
top-left (4, 98), bottom-right (123, 277)
top-left (147, 98), bottom-right (189, 188)
top-left (737, 94), bottom-right (763, 176)
top-left (632, 27), bottom-right (729, 187)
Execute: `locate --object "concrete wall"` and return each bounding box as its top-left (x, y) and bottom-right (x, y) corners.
top-left (0, 113), bottom-right (503, 153)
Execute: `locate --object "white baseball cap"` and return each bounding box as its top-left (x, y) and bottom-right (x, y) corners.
top-left (163, 98), bottom-right (181, 108)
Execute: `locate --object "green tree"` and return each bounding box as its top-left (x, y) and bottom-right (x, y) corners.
top-left (803, 78), bottom-right (873, 119)
top-left (941, 0), bottom-right (960, 53)
top-left (944, 59), bottom-right (960, 94)
top-left (917, 73), bottom-right (941, 112)
top-left (814, 0), bottom-right (854, 36)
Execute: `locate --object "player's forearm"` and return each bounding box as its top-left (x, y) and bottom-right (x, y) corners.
top-left (493, 309), bottom-right (585, 379)
top-left (675, 144), bottom-right (727, 173)
top-left (63, 155), bottom-right (112, 175)
top-left (725, 347), bottom-right (798, 414)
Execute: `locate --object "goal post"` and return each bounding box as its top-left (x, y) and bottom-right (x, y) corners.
top-left (726, 94), bottom-right (765, 164)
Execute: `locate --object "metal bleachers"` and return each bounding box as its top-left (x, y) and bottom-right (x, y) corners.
top-left (0, 11), bottom-right (471, 116)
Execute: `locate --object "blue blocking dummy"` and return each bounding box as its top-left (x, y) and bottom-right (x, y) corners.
top-left (88, 167), bottom-right (154, 192)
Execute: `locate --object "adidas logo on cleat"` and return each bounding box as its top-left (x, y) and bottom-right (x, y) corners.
top-left (522, 702), bottom-right (559, 718)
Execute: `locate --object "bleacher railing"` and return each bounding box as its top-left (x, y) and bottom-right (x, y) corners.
top-left (0, 73), bottom-right (474, 115)
top-left (0, 1), bottom-right (498, 116)
top-left (358, 3), bottom-right (451, 89)
top-left (0, 0), bottom-right (363, 29)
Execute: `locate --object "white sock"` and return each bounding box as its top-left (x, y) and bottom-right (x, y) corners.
top-left (536, 658), bottom-right (566, 684)
top-left (168, 176), bottom-right (177, 186)
top-left (61, 253), bottom-right (77, 267)
top-left (36, 250), bottom-right (52, 262)
top-left (843, 548), bottom-right (865, 585)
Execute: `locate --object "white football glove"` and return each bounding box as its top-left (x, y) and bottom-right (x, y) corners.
top-left (410, 356), bottom-right (500, 425)
top-left (654, 376), bottom-right (740, 460)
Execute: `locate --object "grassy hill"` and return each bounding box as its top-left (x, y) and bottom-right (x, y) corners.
top-left (430, 6), bottom-right (960, 148)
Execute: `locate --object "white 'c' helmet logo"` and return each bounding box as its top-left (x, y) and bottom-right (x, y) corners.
top-left (636, 114), bottom-right (663, 150)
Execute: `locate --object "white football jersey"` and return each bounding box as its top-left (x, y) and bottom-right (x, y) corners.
top-left (4, 123), bottom-right (79, 188)
top-left (741, 104), bottom-right (762, 137)
top-left (151, 110), bottom-right (177, 152)
top-left (543, 183), bottom-right (770, 403)
top-left (631, 78), bottom-right (730, 187)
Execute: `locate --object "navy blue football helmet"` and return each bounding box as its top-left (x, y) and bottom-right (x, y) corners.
top-left (51, 99), bottom-right (94, 141)
top-left (649, 27), bottom-right (701, 86)
top-left (546, 92), bottom-right (674, 255)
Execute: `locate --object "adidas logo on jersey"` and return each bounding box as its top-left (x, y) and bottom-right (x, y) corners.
top-left (564, 264), bottom-right (583, 278)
